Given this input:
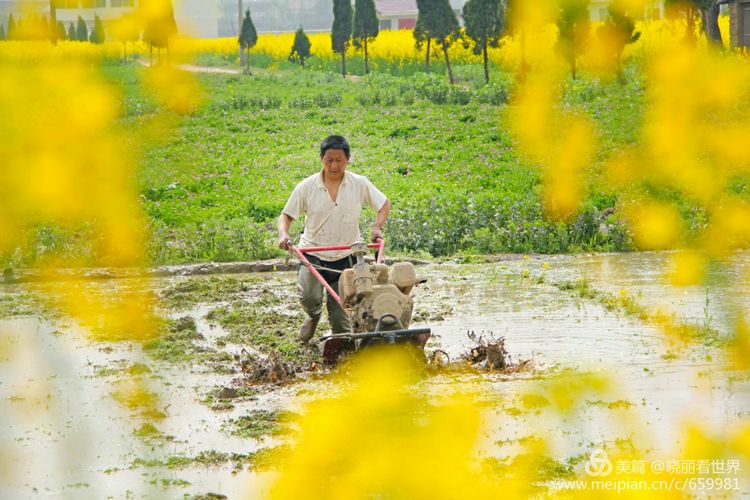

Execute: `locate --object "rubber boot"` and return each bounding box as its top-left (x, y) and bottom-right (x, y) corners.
top-left (298, 315), bottom-right (320, 343)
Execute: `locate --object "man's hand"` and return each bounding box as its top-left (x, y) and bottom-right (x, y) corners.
top-left (277, 214), bottom-right (294, 250)
top-left (371, 200), bottom-right (390, 243)
top-left (278, 233), bottom-right (292, 250)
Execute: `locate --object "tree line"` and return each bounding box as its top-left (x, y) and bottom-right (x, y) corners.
top-left (1, 13), bottom-right (104, 43)
top-left (0, 5), bottom-right (177, 64)
top-left (322, 0), bottom-right (727, 84)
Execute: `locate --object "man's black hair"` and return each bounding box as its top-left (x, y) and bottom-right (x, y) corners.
top-left (320, 135), bottom-right (350, 158)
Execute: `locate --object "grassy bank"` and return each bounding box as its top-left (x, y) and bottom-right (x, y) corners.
top-left (0, 60), bottom-right (690, 266)
top-left (134, 62), bottom-right (646, 265)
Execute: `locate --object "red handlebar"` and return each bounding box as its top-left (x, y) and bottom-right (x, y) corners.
top-left (294, 241), bottom-right (384, 264)
top-left (289, 240), bottom-right (386, 307)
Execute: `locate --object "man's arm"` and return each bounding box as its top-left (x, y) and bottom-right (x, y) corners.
top-left (370, 199), bottom-right (391, 243)
top-left (278, 213), bottom-right (294, 249)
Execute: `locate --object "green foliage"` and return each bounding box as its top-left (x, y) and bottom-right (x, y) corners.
top-left (76, 16), bottom-right (88, 42)
top-left (415, 0), bottom-right (461, 82)
top-left (147, 218), bottom-right (280, 264)
top-left (239, 9), bottom-right (257, 71)
top-left (556, 0), bottom-right (590, 79)
top-left (57, 20), bottom-right (66, 41)
top-left (40, 14), bottom-right (48, 39)
top-left (239, 10), bottom-right (258, 50)
top-left (211, 94), bottom-right (281, 112)
top-left (462, 0), bottom-right (505, 82)
top-left (7, 64), bottom-right (691, 268)
top-left (430, 0), bottom-right (461, 48)
top-left (143, 1), bottom-right (177, 49)
top-left (127, 66), bottom-right (649, 263)
top-left (353, 0), bottom-right (379, 72)
top-left (89, 15), bottom-right (105, 44)
top-left (332, 0), bottom-right (353, 76)
top-left (353, 0), bottom-right (378, 47)
top-left (414, 0), bottom-right (435, 51)
top-left (332, 0), bottom-right (353, 55)
top-left (462, 0), bottom-right (505, 54)
top-left (289, 27), bottom-right (312, 67)
top-left (158, 276), bottom-right (264, 310)
top-left (7, 14), bottom-right (16, 40)
top-left (222, 410), bottom-right (288, 439)
top-left (598, 0), bottom-right (641, 81)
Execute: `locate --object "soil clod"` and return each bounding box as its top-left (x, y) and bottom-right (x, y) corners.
top-left (237, 350), bottom-right (297, 385)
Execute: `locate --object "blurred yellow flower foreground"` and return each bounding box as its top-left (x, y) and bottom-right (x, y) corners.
top-left (267, 347), bottom-right (507, 499)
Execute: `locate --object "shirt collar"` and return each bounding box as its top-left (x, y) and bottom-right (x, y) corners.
top-left (317, 169), bottom-right (348, 188)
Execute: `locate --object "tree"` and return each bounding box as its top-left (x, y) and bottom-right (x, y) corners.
top-left (289, 27), bottom-right (312, 67)
top-left (238, 0), bottom-right (243, 67)
top-left (352, 0), bottom-right (379, 74)
top-left (76, 16), bottom-right (88, 42)
top-left (415, 0), bottom-right (437, 71)
top-left (665, 0), bottom-right (722, 48)
top-left (7, 14), bottom-right (16, 40)
top-left (0, 24), bottom-right (5, 41)
top-left (67, 21), bottom-right (75, 41)
top-left (462, 0), bottom-right (505, 83)
top-left (597, 0), bottom-right (640, 82)
top-left (111, 14), bottom-right (140, 61)
top-left (331, 0), bottom-right (353, 77)
top-left (143, 0), bottom-right (177, 65)
top-left (89, 15), bottom-right (105, 44)
top-left (41, 15), bottom-right (48, 40)
top-left (239, 9), bottom-right (258, 72)
top-left (50, 0), bottom-right (57, 44)
top-left (430, 0), bottom-right (461, 84)
top-left (57, 20), bottom-right (66, 41)
top-left (556, 0), bottom-right (590, 80)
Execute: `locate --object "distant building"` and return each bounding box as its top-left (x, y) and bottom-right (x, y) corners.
top-left (218, 0), bottom-right (332, 35)
top-left (589, 0), bottom-right (665, 22)
top-left (53, 0), bottom-right (140, 35)
top-left (0, 0), bottom-right (222, 38)
top-left (376, 0), bottom-right (417, 30)
top-left (375, 0), bottom-right (467, 31)
top-left (727, 0), bottom-right (750, 47)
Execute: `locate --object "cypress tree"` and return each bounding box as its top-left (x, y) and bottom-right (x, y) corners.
top-left (76, 16), bottom-right (88, 42)
top-left (90, 15), bottom-right (105, 43)
top-left (57, 20), bottom-right (66, 41)
top-left (597, 0), bottom-right (640, 83)
top-left (289, 26), bottom-right (312, 67)
top-left (40, 15), bottom-right (48, 40)
top-left (239, 9), bottom-right (257, 72)
top-left (557, 0), bottom-right (590, 80)
top-left (49, 0), bottom-right (57, 44)
top-left (414, 0), bottom-right (435, 71)
top-left (0, 24), bottom-right (5, 41)
top-left (143, 0), bottom-right (177, 64)
top-left (7, 14), bottom-right (16, 40)
top-left (431, 0), bottom-right (461, 84)
top-left (332, 0), bottom-right (353, 78)
top-left (352, 0), bottom-right (379, 74)
top-left (462, 0), bottom-right (505, 83)
top-left (68, 22), bottom-right (75, 41)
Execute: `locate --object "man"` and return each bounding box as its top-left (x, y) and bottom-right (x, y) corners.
top-left (278, 135), bottom-right (391, 342)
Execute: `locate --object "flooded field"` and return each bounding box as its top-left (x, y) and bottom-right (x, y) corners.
top-left (1, 252), bottom-right (749, 498)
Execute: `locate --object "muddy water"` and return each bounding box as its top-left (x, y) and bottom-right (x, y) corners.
top-left (1, 251), bottom-right (749, 498)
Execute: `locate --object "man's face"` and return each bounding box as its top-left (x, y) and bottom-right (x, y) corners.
top-left (320, 149), bottom-right (348, 181)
